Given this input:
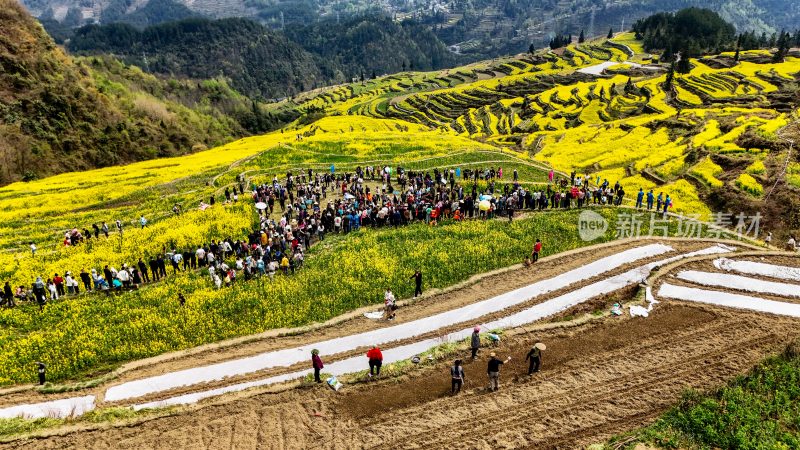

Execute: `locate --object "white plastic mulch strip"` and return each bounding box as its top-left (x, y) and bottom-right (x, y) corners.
top-left (714, 258), bottom-right (800, 282)
top-left (133, 244), bottom-right (734, 410)
top-left (658, 283), bottom-right (800, 317)
top-left (0, 395), bottom-right (95, 420)
top-left (676, 270), bottom-right (800, 298)
top-left (106, 243), bottom-right (677, 402)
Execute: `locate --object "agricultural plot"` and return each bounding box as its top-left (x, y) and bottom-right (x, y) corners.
top-left (0, 34), bottom-right (799, 448)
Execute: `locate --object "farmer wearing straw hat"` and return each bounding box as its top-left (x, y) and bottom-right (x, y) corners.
top-left (471, 326), bottom-right (481, 359)
top-left (311, 349), bottom-right (324, 383)
top-left (526, 342), bottom-right (546, 375)
top-left (487, 352), bottom-right (511, 392)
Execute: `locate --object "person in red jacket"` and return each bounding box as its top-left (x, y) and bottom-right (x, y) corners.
top-left (311, 349), bottom-right (323, 383)
top-left (366, 345), bottom-right (383, 378)
top-left (532, 238), bottom-right (543, 263)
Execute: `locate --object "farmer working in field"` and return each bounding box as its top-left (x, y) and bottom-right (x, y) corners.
top-left (471, 326), bottom-right (481, 359)
top-left (450, 359), bottom-right (465, 394)
top-left (487, 352), bottom-right (511, 392)
top-left (526, 343), bottom-right (544, 375)
top-left (367, 345), bottom-right (383, 378)
top-left (311, 349), bottom-right (324, 383)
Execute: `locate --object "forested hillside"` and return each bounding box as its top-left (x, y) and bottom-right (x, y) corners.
top-left (68, 16), bottom-right (463, 99)
top-left (0, 1), bottom-right (269, 184)
top-left (21, 0), bottom-right (800, 61)
top-left (283, 16), bottom-right (460, 77)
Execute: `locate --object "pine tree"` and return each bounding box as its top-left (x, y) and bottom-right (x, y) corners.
top-left (662, 43), bottom-right (674, 63)
top-left (734, 47), bottom-right (740, 62)
top-left (607, 28), bottom-right (614, 39)
top-left (676, 50), bottom-right (691, 74)
top-left (773, 31), bottom-right (790, 63)
top-left (664, 61), bottom-right (676, 89)
top-left (624, 76), bottom-right (634, 94)
top-left (578, 30), bottom-right (585, 43)
top-left (529, 43), bottom-right (535, 54)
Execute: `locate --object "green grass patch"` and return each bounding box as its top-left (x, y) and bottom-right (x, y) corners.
top-left (607, 341), bottom-right (800, 450)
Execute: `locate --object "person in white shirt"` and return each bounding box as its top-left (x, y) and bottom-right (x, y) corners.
top-left (268, 260), bottom-right (278, 279)
top-left (384, 288), bottom-right (396, 321)
top-left (196, 246), bottom-right (206, 266)
top-left (117, 266), bottom-right (131, 288)
top-left (65, 272), bottom-right (79, 295)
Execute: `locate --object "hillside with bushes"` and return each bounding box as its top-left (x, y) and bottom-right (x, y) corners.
top-left (68, 16), bottom-right (462, 99)
top-left (0, 0), bottom-right (264, 184)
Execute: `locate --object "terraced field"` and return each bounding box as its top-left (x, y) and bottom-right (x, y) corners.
top-left (266, 38), bottom-right (800, 226)
top-left (0, 33), bottom-right (799, 448)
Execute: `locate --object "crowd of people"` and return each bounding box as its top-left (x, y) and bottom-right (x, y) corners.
top-left (4, 163), bottom-right (651, 312)
top-left (247, 165), bottom-right (661, 247)
top-left (3, 220), bottom-right (309, 310)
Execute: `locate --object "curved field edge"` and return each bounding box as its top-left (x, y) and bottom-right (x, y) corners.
top-left (0, 209), bottom-right (604, 385)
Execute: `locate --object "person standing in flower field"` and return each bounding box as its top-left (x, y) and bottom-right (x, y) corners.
top-left (116, 219), bottom-right (123, 235)
top-left (140, 215), bottom-right (147, 228)
top-left (532, 238), bottom-right (542, 263)
top-left (138, 258), bottom-right (149, 283)
top-left (29, 242), bottom-right (36, 256)
top-left (410, 270), bottom-right (423, 297)
top-left (79, 269), bottom-right (92, 292)
top-left (35, 362), bottom-right (46, 385)
top-left (101, 222), bottom-right (109, 238)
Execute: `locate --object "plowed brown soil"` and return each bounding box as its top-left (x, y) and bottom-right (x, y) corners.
top-left (3, 242), bottom-right (793, 450)
top-left (6, 302), bottom-right (798, 450)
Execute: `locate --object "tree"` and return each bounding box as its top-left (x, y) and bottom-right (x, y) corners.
top-left (624, 76), bottom-right (635, 94)
top-left (664, 61), bottom-right (676, 89)
top-left (773, 31), bottom-right (790, 62)
top-left (578, 29), bottom-right (585, 43)
top-left (632, 8), bottom-right (736, 55)
top-left (662, 43), bottom-right (674, 62)
top-left (734, 47), bottom-right (740, 62)
top-left (676, 50), bottom-right (692, 74)
top-left (607, 28), bottom-right (614, 39)
top-left (529, 43), bottom-right (535, 54)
